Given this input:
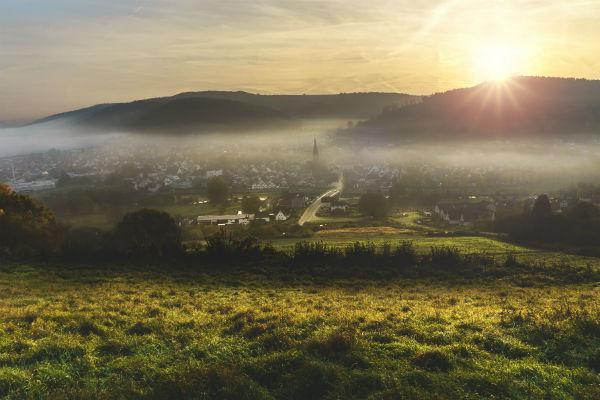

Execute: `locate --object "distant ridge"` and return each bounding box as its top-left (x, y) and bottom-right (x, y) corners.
top-left (172, 91), bottom-right (416, 119)
top-left (31, 91), bottom-right (417, 134)
top-left (342, 76), bottom-right (600, 142)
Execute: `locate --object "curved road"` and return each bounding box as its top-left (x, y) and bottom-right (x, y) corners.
top-left (298, 176), bottom-right (344, 226)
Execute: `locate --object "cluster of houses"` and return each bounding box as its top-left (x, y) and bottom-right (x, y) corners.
top-left (193, 192), bottom-right (313, 226)
top-left (321, 192), bottom-right (350, 214)
top-left (196, 210), bottom-right (288, 226)
top-left (434, 200), bottom-right (496, 226)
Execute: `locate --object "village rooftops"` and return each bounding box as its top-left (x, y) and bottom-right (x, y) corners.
top-left (196, 214), bottom-right (255, 225)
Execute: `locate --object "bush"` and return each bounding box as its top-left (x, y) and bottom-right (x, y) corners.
top-left (292, 241), bottom-right (341, 264)
top-left (111, 209), bottom-right (182, 260)
top-left (204, 231), bottom-right (264, 261)
top-left (344, 241), bottom-right (376, 261)
top-left (393, 241), bottom-right (417, 266)
top-left (429, 246), bottom-right (462, 269)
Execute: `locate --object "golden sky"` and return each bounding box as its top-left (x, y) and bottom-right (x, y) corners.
top-left (1, 0), bottom-right (600, 121)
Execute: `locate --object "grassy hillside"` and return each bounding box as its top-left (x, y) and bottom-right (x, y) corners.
top-left (0, 261), bottom-right (597, 399)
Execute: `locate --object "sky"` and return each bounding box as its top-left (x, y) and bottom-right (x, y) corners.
top-left (1, 0), bottom-right (600, 122)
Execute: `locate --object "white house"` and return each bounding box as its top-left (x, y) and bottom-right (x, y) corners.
top-left (330, 200), bottom-right (349, 214)
top-left (206, 169), bottom-right (223, 178)
top-left (274, 211), bottom-right (288, 221)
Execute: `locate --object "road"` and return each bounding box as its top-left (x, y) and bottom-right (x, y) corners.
top-left (298, 176), bottom-right (343, 226)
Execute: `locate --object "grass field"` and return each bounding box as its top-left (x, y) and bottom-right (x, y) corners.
top-left (0, 261), bottom-right (598, 399)
top-left (269, 226), bottom-right (600, 269)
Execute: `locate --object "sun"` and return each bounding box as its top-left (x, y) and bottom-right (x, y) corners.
top-left (473, 42), bottom-right (525, 82)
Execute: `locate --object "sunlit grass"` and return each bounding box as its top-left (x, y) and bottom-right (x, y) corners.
top-left (0, 263), bottom-right (597, 399)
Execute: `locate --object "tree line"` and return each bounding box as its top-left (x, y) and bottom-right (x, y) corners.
top-left (495, 193), bottom-right (600, 251)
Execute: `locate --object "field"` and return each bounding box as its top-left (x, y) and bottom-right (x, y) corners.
top-left (0, 260), bottom-right (598, 399)
top-left (270, 226), bottom-right (600, 268)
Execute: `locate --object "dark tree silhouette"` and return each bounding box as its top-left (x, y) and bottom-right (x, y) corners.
top-left (0, 183), bottom-right (64, 257)
top-left (359, 191), bottom-right (388, 219)
top-left (206, 177), bottom-right (229, 205)
top-left (241, 195), bottom-right (261, 214)
top-left (113, 209), bottom-right (182, 258)
top-left (532, 194), bottom-right (552, 219)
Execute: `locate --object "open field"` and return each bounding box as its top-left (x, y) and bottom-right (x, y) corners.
top-left (269, 227), bottom-right (600, 268)
top-left (0, 263), bottom-right (598, 399)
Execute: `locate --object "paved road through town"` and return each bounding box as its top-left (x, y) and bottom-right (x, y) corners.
top-left (298, 176), bottom-right (344, 226)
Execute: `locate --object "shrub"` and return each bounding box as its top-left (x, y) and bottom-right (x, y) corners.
top-left (292, 241), bottom-right (340, 264)
top-left (204, 232), bottom-right (264, 262)
top-left (111, 209), bottom-right (182, 259)
top-left (344, 241), bottom-right (376, 263)
top-left (429, 246), bottom-right (462, 269)
top-left (393, 241), bottom-right (417, 266)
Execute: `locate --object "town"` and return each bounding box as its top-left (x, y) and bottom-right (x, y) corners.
top-left (3, 138), bottom-right (600, 235)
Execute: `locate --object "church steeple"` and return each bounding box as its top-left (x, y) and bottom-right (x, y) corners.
top-left (313, 137), bottom-right (319, 160)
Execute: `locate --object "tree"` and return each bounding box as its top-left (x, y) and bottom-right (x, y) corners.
top-left (531, 194), bottom-right (552, 219)
top-left (359, 191), bottom-right (388, 219)
top-left (112, 209), bottom-right (182, 259)
top-left (206, 177), bottom-right (229, 205)
top-left (389, 180), bottom-right (406, 201)
top-left (241, 195), bottom-right (261, 214)
top-left (0, 183), bottom-right (65, 257)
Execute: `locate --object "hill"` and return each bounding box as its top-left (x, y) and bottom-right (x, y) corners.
top-left (33, 97), bottom-right (294, 134)
top-left (32, 92), bottom-right (416, 134)
top-left (173, 91), bottom-right (416, 119)
top-left (342, 77), bottom-right (600, 142)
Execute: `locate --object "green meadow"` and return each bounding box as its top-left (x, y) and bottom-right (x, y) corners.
top-left (0, 257), bottom-right (598, 399)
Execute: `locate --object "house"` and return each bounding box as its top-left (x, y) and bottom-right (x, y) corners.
top-left (274, 211), bottom-right (288, 221)
top-left (197, 212), bottom-right (254, 225)
top-left (321, 192), bottom-right (340, 203)
top-left (205, 169), bottom-right (223, 178)
top-left (255, 211), bottom-right (271, 223)
top-left (10, 179), bottom-right (56, 192)
top-left (278, 193), bottom-right (308, 210)
top-left (434, 201), bottom-right (495, 226)
top-left (330, 200), bottom-right (348, 214)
